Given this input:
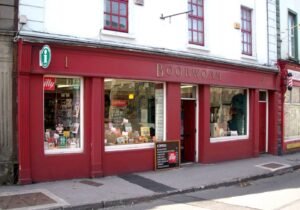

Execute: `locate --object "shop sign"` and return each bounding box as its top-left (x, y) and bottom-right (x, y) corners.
top-left (111, 100), bottom-right (128, 107)
top-left (156, 63), bottom-right (221, 81)
top-left (155, 140), bottom-right (180, 170)
top-left (39, 45), bottom-right (51, 69)
top-left (44, 77), bottom-right (56, 90)
top-left (287, 142), bottom-right (300, 150)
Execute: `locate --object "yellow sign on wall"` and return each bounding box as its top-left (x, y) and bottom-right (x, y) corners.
top-left (286, 142), bottom-right (300, 150)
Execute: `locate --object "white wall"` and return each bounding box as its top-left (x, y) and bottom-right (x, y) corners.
top-left (279, 0), bottom-right (300, 60)
top-left (19, 0), bottom-right (275, 66)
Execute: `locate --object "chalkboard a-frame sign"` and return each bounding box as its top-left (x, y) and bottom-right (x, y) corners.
top-left (155, 140), bottom-right (180, 170)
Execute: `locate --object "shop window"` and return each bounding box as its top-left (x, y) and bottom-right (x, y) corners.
top-left (104, 0), bottom-right (128, 32)
top-left (284, 87), bottom-right (300, 140)
top-left (104, 79), bottom-right (165, 147)
top-left (188, 0), bottom-right (204, 46)
top-left (210, 87), bottom-right (248, 140)
top-left (44, 77), bottom-right (83, 154)
top-left (241, 6), bottom-right (252, 56)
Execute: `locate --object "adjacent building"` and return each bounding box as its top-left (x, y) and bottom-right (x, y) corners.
top-left (0, 0), bottom-right (18, 184)
top-left (16, 0), bottom-right (280, 183)
top-left (277, 0), bottom-right (300, 153)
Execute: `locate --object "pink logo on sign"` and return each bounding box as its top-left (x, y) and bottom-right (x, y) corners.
top-left (168, 151), bottom-right (177, 164)
top-left (44, 77), bottom-right (56, 90)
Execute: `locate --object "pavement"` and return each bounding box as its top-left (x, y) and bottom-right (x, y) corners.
top-left (1, 153), bottom-right (300, 210)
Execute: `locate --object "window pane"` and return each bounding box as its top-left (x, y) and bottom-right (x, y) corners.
top-left (112, 15), bottom-right (119, 28)
top-left (197, 5), bottom-right (203, 17)
top-left (112, 1), bottom-right (119, 14)
top-left (120, 3), bottom-right (127, 16)
top-left (197, 20), bottom-right (203, 31)
top-left (210, 87), bottom-right (247, 138)
top-left (104, 14), bottom-right (111, 27)
top-left (188, 18), bottom-right (192, 29)
top-left (44, 77), bottom-right (82, 152)
top-left (197, 0), bottom-right (203, 5)
top-left (198, 33), bottom-right (203, 44)
top-left (291, 87), bottom-right (300, 103)
top-left (284, 104), bottom-right (300, 139)
top-left (188, 3), bottom-right (192, 12)
top-left (120, 17), bottom-right (127, 30)
top-left (104, 79), bottom-right (165, 146)
top-left (192, 5), bottom-right (197, 15)
top-left (193, 31), bottom-right (197, 42)
top-left (259, 91), bottom-right (267, 101)
top-left (181, 85), bottom-right (196, 98)
top-left (105, 0), bottom-right (111, 13)
top-left (193, 19), bottom-right (197, 30)
top-left (189, 31), bottom-right (192, 42)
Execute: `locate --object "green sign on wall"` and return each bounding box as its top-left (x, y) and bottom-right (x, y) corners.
top-left (39, 45), bottom-right (51, 69)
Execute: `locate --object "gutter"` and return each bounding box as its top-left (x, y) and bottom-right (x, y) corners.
top-left (18, 31), bottom-right (278, 73)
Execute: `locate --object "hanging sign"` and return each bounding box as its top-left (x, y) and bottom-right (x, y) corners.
top-left (43, 77), bottom-right (56, 90)
top-left (39, 45), bottom-right (51, 68)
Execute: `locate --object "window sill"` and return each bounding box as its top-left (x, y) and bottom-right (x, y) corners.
top-left (187, 44), bottom-right (210, 52)
top-left (105, 142), bottom-right (155, 152)
top-left (210, 135), bottom-right (248, 143)
top-left (284, 137), bottom-right (300, 142)
top-left (241, 54), bottom-right (257, 61)
top-left (45, 148), bottom-right (84, 155)
top-left (100, 29), bottom-right (135, 40)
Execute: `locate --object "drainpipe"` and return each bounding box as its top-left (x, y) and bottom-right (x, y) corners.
top-left (266, 0), bottom-right (270, 65)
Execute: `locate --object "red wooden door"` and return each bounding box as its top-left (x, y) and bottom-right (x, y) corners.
top-left (182, 100), bottom-right (196, 162)
top-left (259, 102), bottom-right (266, 153)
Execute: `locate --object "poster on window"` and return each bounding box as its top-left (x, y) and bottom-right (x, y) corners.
top-left (43, 77), bottom-right (56, 91)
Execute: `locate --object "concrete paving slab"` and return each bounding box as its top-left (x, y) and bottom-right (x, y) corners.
top-left (0, 154), bottom-right (300, 209)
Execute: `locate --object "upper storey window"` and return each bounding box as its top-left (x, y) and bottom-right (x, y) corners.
top-left (288, 12), bottom-right (298, 59)
top-left (241, 6), bottom-right (252, 56)
top-left (104, 0), bottom-right (128, 32)
top-left (188, 0), bottom-right (204, 46)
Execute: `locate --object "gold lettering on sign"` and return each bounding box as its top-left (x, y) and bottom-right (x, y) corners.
top-left (156, 64), bottom-right (221, 81)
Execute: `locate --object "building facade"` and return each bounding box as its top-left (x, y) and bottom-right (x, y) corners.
top-left (277, 0), bottom-right (300, 153)
top-left (0, 0), bottom-right (18, 184)
top-left (17, 0), bottom-right (280, 183)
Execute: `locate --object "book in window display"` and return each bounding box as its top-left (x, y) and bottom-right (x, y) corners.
top-left (44, 78), bottom-right (82, 151)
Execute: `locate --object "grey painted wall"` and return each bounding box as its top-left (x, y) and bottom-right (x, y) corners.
top-left (0, 0), bottom-right (17, 184)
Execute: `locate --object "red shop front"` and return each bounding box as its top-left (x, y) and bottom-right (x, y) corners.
top-left (278, 60), bottom-right (300, 153)
top-left (17, 40), bottom-right (280, 184)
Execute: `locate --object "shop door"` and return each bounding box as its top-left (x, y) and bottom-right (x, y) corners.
top-left (259, 91), bottom-right (267, 153)
top-left (181, 100), bottom-right (196, 163)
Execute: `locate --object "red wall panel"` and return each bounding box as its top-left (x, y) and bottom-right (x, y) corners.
top-left (103, 149), bottom-right (154, 176)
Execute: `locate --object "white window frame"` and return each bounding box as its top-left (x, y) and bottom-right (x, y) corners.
top-left (44, 75), bottom-right (84, 155)
top-left (104, 80), bottom-right (166, 152)
top-left (100, 0), bottom-right (136, 40)
top-left (210, 88), bottom-right (249, 143)
top-left (288, 11), bottom-right (297, 59)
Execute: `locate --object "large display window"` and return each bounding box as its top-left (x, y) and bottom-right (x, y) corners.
top-left (43, 76), bottom-right (83, 154)
top-left (284, 87), bottom-right (300, 141)
top-left (210, 87), bottom-right (248, 141)
top-left (104, 79), bottom-right (165, 150)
